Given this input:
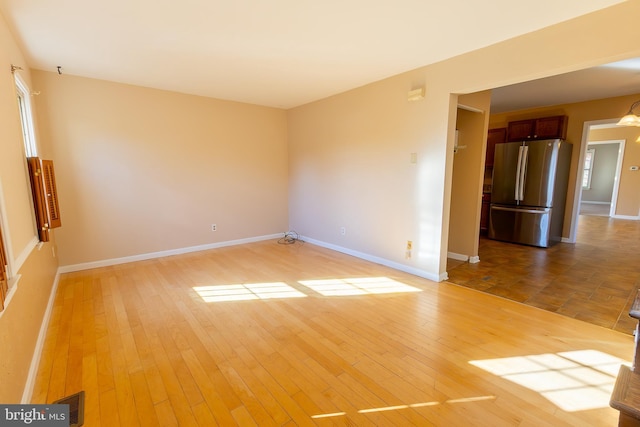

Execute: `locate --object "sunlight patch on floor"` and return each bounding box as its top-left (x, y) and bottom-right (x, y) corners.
top-left (469, 349), bottom-right (627, 412)
top-left (311, 395), bottom-right (495, 419)
top-left (298, 277), bottom-right (422, 296)
top-left (193, 282), bottom-right (307, 302)
top-left (194, 277), bottom-right (421, 302)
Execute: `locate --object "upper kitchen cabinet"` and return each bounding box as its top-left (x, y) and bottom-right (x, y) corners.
top-left (486, 127), bottom-right (507, 167)
top-left (507, 115), bottom-right (567, 142)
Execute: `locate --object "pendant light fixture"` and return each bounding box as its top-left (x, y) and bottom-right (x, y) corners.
top-left (616, 100), bottom-right (640, 126)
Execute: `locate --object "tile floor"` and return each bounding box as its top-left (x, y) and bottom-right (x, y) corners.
top-left (447, 214), bottom-right (640, 334)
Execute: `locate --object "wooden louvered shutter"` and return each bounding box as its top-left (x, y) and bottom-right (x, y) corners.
top-left (42, 160), bottom-right (61, 229)
top-left (27, 157), bottom-right (50, 242)
top-left (0, 225), bottom-right (8, 312)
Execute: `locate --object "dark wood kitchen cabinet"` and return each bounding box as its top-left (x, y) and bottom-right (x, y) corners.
top-left (507, 115), bottom-right (567, 142)
top-left (485, 127), bottom-right (506, 167)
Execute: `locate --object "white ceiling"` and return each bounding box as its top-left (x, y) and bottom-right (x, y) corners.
top-left (491, 58), bottom-right (640, 113)
top-left (0, 0), bottom-right (631, 109)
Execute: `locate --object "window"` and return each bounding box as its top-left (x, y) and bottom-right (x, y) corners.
top-left (14, 72), bottom-right (62, 243)
top-left (15, 73), bottom-right (38, 157)
top-left (582, 148), bottom-right (595, 189)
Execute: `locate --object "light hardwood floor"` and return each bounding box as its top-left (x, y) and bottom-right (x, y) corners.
top-left (33, 240), bottom-right (633, 425)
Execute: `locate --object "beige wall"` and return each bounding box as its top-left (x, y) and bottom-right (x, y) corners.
top-left (287, 76), bottom-right (446, 277)
top-left (582, 142), bottom-right (618, 203)
top-left (490, 93), bottom-right (640, 232)
top-left (288, 0), bottom-right (640, 280)
top-left (32, 72), bottom-right (289, 267)
top-left (589, 126), bottom-right (640, 216)
top-left (0, 12), bottom-right (59, 403)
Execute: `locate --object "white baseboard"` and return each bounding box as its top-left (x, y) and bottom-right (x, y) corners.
top-left (302, 236), bottom-right (441, 282)
top-left (58, 234), bottom-right (283, 273)
top-left (612, 215), bottom-right (640, 221)
top-left (447, 252), bottom-right (468, 262)
top-left (581, 201), bottom-right (610, 205)
top-left (21, 271), bottom-right (61, 404)
top-left (447, 253), bottom-right (480, 264)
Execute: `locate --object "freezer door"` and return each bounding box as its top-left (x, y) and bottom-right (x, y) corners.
top-left (488, 205), bottom-right (552, 247)
top-left (491, 142), bottom-right (522, 205)
top-left (521, 139), bottom-right (559, 208)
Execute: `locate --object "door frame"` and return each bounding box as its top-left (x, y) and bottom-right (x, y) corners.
top-left (567, 119), bottom-right (624, 242)
top-left (581, 139), bottom-right (625, 217)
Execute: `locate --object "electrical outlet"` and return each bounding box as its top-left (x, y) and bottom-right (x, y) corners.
top-left (406, 240), bottom-right (412, 259)
top-left (340, 226), bottom-right (346, 236)
top-left (211, 224), bottom-right (217, 232)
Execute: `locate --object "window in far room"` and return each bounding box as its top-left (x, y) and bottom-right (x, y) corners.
top-left (582, 148), bottom-right (595, 189)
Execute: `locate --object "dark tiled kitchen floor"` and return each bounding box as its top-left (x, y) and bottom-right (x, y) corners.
top-left (447, 214), bottom-right (640, 334)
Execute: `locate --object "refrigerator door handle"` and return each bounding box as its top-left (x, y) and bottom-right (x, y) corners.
top-left (515, 146), bottom-right (524, 201)
top-left (491, 206), bottom-right (550, 214)
top-left (519, 145), bottom-right (529, 201)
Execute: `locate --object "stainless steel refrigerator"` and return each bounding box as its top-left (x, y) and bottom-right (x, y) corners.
top-left (488, 138), bottom-right (572, 247)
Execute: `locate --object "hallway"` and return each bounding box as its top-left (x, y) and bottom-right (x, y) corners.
top-left (446, 215), bottom-right (640, 334)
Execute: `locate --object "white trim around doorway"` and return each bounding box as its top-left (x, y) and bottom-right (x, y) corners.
top-left (568, 119), bottom-right (627, 243)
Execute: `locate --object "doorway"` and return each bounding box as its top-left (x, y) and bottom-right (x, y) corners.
top-left (568, 120), bottom-right (631, 243)
top-left (579, 138), bottom-right (624, 218)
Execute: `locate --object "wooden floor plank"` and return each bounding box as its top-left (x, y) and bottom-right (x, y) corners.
top-left (153, 399), bottom-right (179, 427)
top-left (99, 388), bottom-right (121, 426)
top-left (179, 348), bottom-right (236, 426)
top-left (129, 370), bottom-right (160, 427)
top-left (146, 332), bottom-right (199, 426)
top-left (81, 354), bottom-right (101, 427)
top-left (32, 239), bottom-right (634, 425)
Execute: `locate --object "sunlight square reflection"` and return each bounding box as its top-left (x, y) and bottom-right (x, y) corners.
top-left (299, 277), bottom-right (421, 297)
top-left (470, 350), bottom-right (628, 412)
top-left (543, 386), bottom-right (613, 412)
top-left (193, 282), bottom-right (306, 302)
top-left (312, 396), bottom-right (493, 419)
